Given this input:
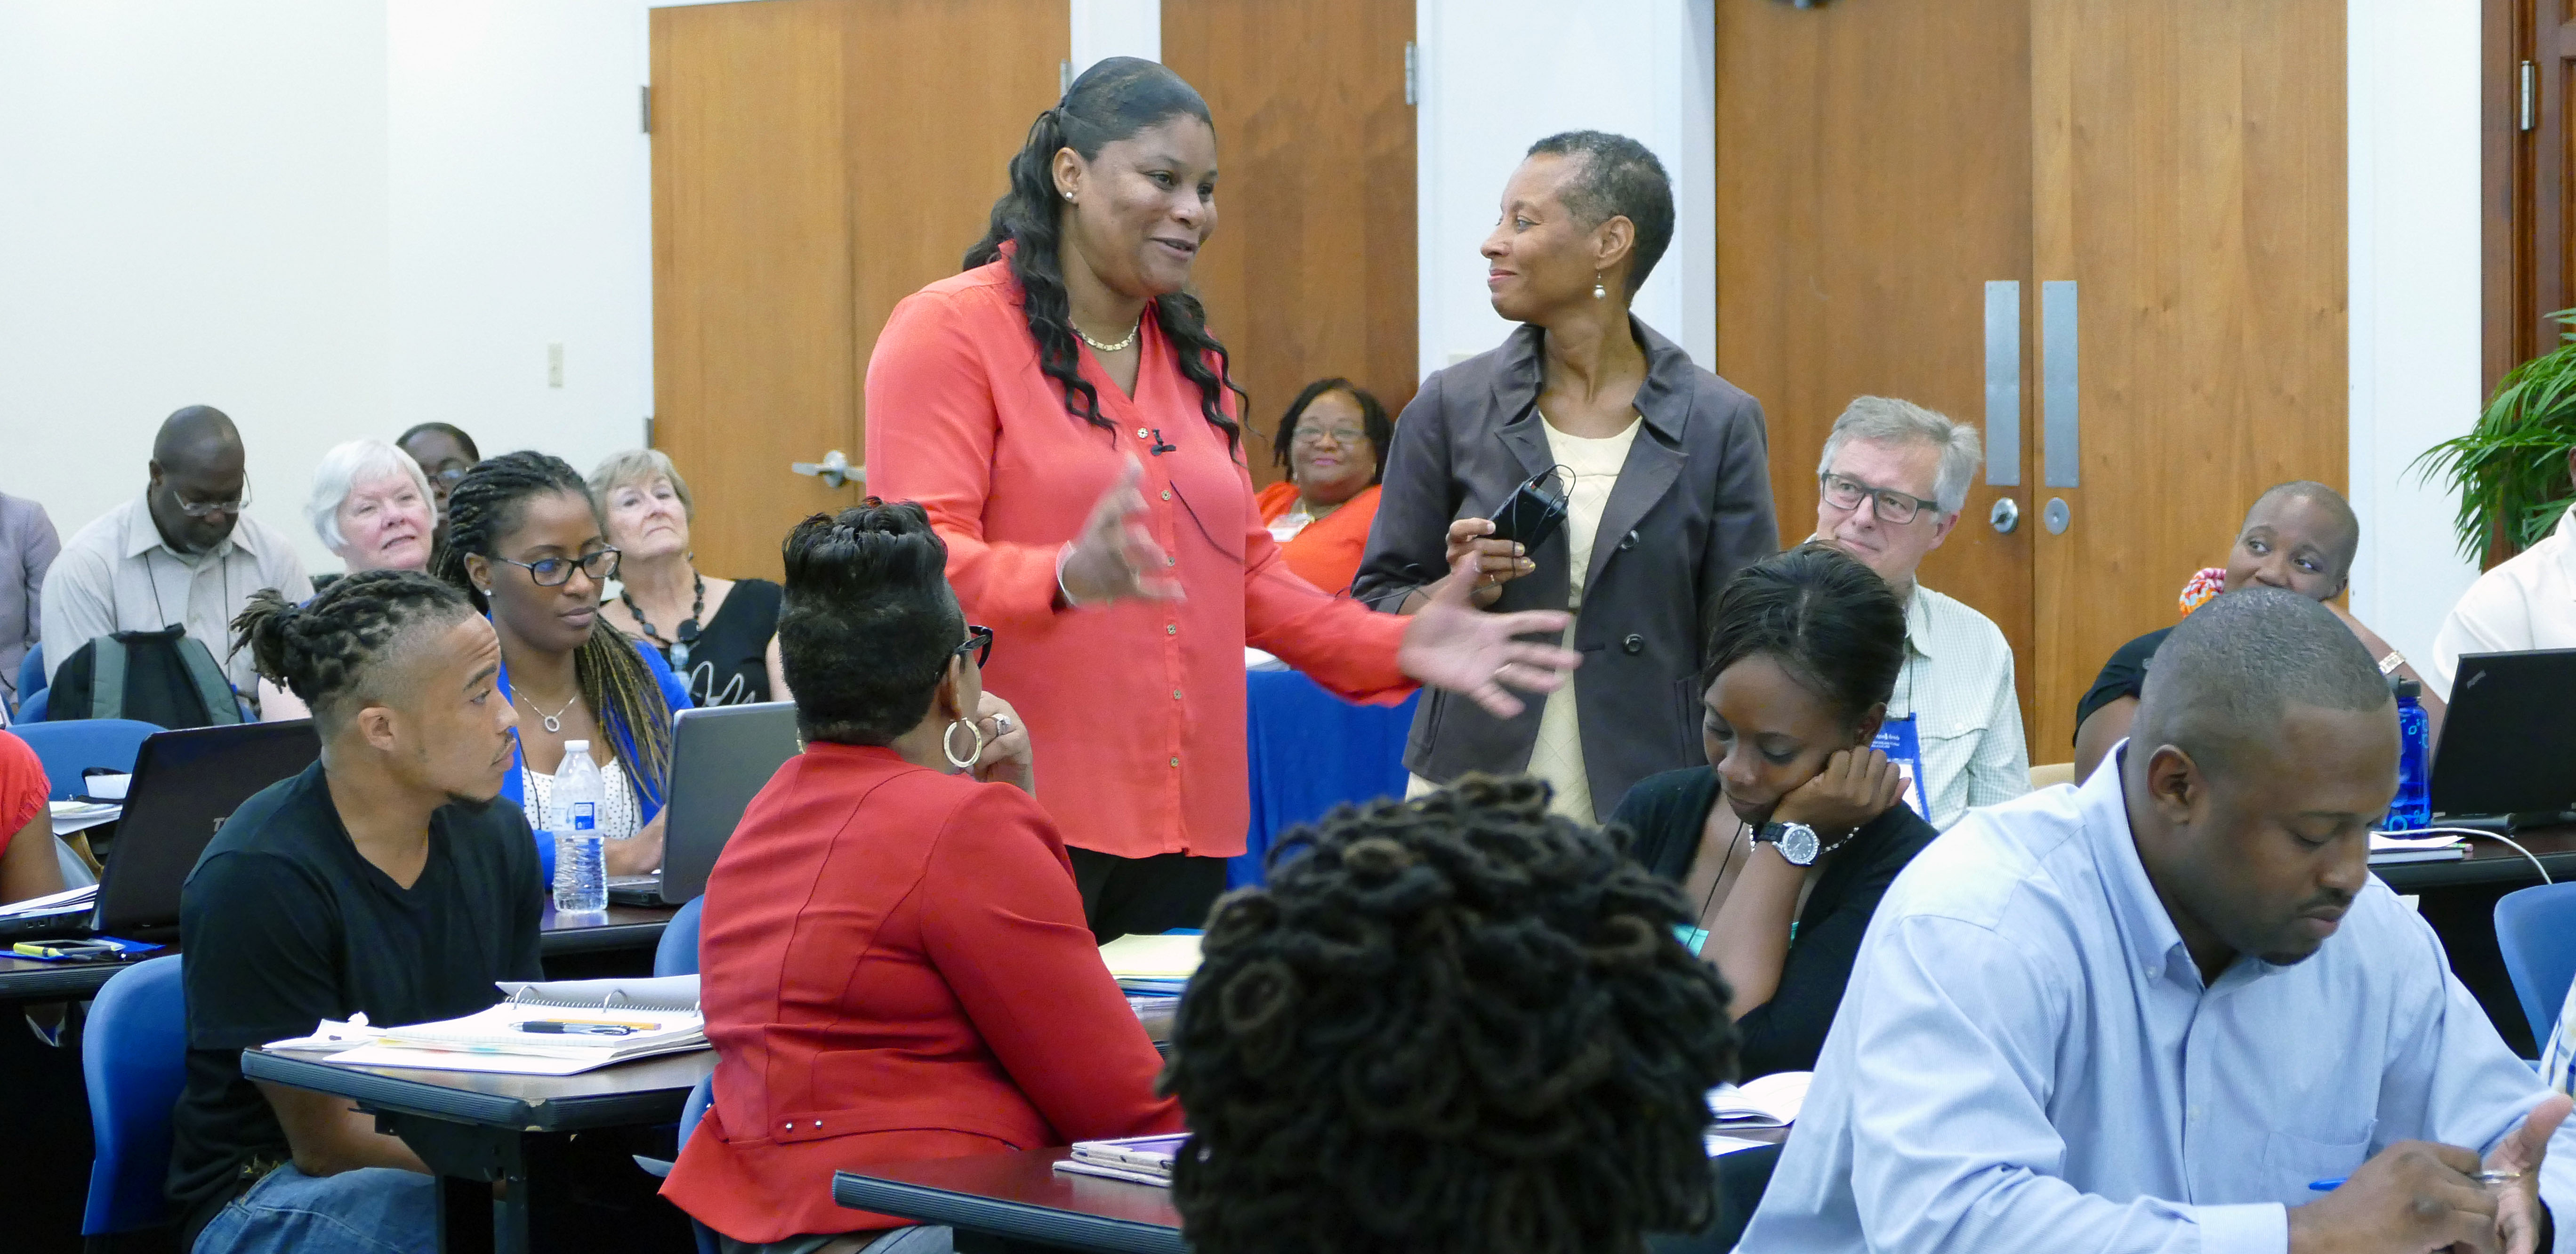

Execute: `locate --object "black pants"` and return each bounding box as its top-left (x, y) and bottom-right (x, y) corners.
top-left (1066, 848), bottom-right (1229, 942)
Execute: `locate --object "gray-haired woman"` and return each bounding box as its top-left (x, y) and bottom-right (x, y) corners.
top-left (590, 449), bottom-right (789, 707)
top-left (305, 439), bottom-right (436, 574)
top-left (1354, 130), bottom-right (1780, 824)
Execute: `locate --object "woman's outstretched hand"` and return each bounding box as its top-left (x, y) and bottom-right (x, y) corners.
top-left (1060, 458), bottom-right (1184, 606)
top-left (1395, 549), bottom-right (1581, 718)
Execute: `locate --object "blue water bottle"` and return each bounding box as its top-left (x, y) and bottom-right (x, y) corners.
top-left (2383, 678), bottom-right (2432, 832)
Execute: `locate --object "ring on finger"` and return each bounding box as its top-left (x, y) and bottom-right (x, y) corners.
top-left (990, 715), bottom-right (1013, 734)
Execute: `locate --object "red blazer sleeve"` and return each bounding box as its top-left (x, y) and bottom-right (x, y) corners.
top-left (918, 784), bottom-right (1182, 1141)
top-left (0, 731), bottom-right (44, 856)
top-left (1236, 464), bottom-right (1412, 705)
top-left (865, 290), bottom-right (1065, 635)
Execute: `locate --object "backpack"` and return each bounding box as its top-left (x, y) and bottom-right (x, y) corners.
top-left (46, 626), bottom-right (245, 728)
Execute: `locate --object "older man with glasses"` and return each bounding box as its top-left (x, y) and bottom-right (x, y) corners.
top-left (40, 405), bottom-right (312, 710)
top-left (1808, 396), bottom-right (2026, 829)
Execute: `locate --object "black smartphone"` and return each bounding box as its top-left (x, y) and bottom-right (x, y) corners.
top-left (1486, 473), bottom-right (1570, 553)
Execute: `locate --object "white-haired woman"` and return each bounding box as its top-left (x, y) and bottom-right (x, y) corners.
top-left (590, 450), bottom-right (789, 707)
top-left (306, 439), bottom-right (436, 575)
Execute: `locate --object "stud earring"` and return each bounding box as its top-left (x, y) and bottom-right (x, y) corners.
top-left (1063, 191), bottom-right (1075, 202)
top-left (1594, 273), bottom-right (1608, 300)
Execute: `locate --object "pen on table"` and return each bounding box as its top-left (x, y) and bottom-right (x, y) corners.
top-left (2308, 1170), bottom-right (2521, 1192)
top-left (511, 1020), bottom-right (642, 1037)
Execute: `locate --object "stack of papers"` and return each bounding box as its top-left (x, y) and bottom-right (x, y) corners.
top-left (1053, 1133), bottom-right (1190, 1187)
top-left (1100, 933), bottom-right (1201, 996)
top-left (271, 976), bottom-right (708, 1076)
top-left (0, 883), bottom-right (97, 922)
top-left (1709, 1071), bottom-right (1812, 1129)
top-left (2368, 832), bottom-right (2468, 864)
top-left (48, 801), bottom-right (120, 838)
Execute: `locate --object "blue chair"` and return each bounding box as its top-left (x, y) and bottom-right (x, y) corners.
top-left (2496, 883), bottom-right (2576, 1048)
top-left (679, 1073), bottom-right (717, 1254)
top-left (10, 718), bottom-right (161, 801)
top-left (13, 645), bottom-right (41, 707)
top-left (82, 956), bottom-right (188, 1240)
top-left (17, 686), bottom-right (47, 724)
top-left (654, 896), bottom-right (704, 978)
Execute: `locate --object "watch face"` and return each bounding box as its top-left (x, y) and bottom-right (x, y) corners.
top-left (1779, 823), bottom-right (1819, 866)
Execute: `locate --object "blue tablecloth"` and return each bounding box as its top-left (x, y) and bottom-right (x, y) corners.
top-left (1231, 669), bottom-right (1419, 889)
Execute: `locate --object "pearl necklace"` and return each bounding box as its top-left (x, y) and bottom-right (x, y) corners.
top-left (1075, 318), bottom-right (1141, 354)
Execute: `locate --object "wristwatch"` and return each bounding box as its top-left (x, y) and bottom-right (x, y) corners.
top-left (1756, 820), bottom-right (1855, 867)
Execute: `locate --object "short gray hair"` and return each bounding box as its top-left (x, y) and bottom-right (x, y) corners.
top-left (306, 439), bottom-right (434, 553)
top-left (1815, 397), bottom-right (1982, 516)
top-left (588, 448), bottom-right (694, 522)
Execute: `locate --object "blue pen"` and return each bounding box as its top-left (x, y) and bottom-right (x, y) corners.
top-left (2310, 1170), bottom-right (2517, 1193)
top-left (2307, 1178), bottom-right (2344, 1192)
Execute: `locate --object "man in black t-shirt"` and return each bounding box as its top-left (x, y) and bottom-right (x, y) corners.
top-left (168, 571), bottom-right (540, 1254)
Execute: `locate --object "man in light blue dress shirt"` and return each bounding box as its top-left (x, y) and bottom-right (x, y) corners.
top-left (1741, 589), bottom-right (2572, 1254)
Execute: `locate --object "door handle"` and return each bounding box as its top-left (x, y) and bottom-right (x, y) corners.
top-left (1984, 281), bottom-right (2021, 488)
top-left (2041, 281), bottom-right (2079, 488)
top-left (1989, 497), bottom-right (2020, 534)
top-left (790, 450), bottom-right (861, 490)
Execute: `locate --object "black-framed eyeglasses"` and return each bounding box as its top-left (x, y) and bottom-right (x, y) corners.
top-left (1819, 473), bottom-right (1934, 525)
top-left (429, 466), bottom-right (470, 486)
top-left (175, 474), bottom-right (253, 519)
top-left (952, 625), bottom-right (994, 669)
top-left (492, 548), bottom-right (621, 587)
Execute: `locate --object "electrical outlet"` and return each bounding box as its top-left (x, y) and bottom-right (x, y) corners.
top-left (547, 343), bottom-right (564, 388)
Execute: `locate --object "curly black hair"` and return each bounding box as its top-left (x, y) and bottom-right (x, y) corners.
top-left (775, 500), bottom-right (967, 745)
top-left (1268, 378), bottom-right (1392, 486)
top-left (230, 570), bottom-right (475, 725)
top-left (1161, 774), bottom-right (1738, 1254)
top-left (964, 56), bottom-right (1247, 452)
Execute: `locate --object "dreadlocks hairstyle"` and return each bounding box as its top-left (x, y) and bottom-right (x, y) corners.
top-left (428, 451), bottom-right (674, 797)
top-left (1162, 774), bottom-right (1738, 1254)
top-left (963, 56), bottom-right (1247, 451)
top-left (231, 571), bottom-right (475, 727)
top-left (1269, 378), bottom-right (1393, 485)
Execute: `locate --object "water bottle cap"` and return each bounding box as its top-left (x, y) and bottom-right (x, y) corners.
top-left (2392, 677), bottom-right (2421, 699)
top-left (564, 740), bottom-right (589, 752)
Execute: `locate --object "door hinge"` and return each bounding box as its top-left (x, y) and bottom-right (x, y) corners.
top-left (2521, 61), bottom-right (2536, 133)
top-left (1404, 42), bottom-right (1418, 107)
top-left (640, 85), bottom-right (652, 135)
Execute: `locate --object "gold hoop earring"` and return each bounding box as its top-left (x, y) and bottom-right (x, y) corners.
top-left (942, 717), bottom-right (985, 771)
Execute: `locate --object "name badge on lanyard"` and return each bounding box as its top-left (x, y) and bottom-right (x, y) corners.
top-left (1873, 714), bottom-right (1931, 819)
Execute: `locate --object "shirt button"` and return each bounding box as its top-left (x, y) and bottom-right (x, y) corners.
top-left (1167, 624), bottom-right (1178, 635)
top-left (1622, 634), bottom-right (1645, 655)
top-left (1169, 756), bottom-right (1181, 768)
top-left (1137, 427), bottom-right (1151, 440)
top-left (1173, 689), bottom-right (1183, 700)
top-left (1618, 530), bottom-right (1639, 551)
top-left (1161, 490), bottom-right (1172, 501)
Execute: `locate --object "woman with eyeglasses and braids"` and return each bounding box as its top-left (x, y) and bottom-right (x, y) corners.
top-left (428, 451), bottom-right (691, 881)
top-left (867, 57), bottom-right (1581, 941)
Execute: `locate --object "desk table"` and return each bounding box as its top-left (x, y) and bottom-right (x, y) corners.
top-left (836, 1149), bottom-right (1183, 1254)
top-left (2373, 825), bottom-right (2576, 892)
top-left (242, 1045), bottom-right (714, 1254)
top-left (0, 902), bottom-right (676, 1008)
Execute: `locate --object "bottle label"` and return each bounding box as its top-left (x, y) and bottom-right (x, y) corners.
top-left (573, 802), bottom-right (596, 833)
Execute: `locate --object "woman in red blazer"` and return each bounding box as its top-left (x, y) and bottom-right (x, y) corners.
top-left (662, 501), bottom-right (1180, 1251)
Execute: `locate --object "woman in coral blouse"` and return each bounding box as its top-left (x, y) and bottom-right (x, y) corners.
top-left (865, 58), bottom-right (1578, 939)
top-left (0, 729), bottom-right (63, 907)
top-left (665, 503), bottom-right (1179, 1253)
top-left (1253, 378), bottom-right (1390, 596)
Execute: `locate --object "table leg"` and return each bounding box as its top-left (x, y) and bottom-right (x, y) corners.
top-left (437, 1174), bottom-right (496, 1254)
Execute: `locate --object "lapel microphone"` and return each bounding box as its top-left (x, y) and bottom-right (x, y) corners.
top-left (1148, 428), bottom-right (1177, 455)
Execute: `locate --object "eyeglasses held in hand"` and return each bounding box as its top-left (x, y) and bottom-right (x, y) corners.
top-left (492, 548), bottom-right (622, 587)
top-left (175, 476), bottom-right (254, 519)
top-left (1819, 473), bottom-right (1934, 525)
top-left (952, 625), bottom-right (994, 669)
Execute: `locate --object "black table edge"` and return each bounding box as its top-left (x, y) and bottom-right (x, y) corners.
top-left (241, 1048), bottom-right (697, 1133)
top-left (2375, 851), bottom-right (2576, 892)
top-left (537, 919), bottom-right (669, 956)
top-left (832, 1169), bottom-right (1187, 1254)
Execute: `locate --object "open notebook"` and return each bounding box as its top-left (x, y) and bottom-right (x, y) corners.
top-left (269, 976), bottom-right (708, 1076)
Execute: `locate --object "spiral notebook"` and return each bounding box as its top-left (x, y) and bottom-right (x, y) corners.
top-left (313, 976), bottom-right (708, 1076)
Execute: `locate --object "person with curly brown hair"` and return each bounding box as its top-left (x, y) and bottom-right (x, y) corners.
top-left (1160, 773), bottom-right (1738, 1254)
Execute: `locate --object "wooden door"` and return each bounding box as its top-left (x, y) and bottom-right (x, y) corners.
top-left (2027, 0), bottom-right (2347, 752)
top-left (1714, 0), bottom-right (2039, 738)
top-left (652, 0), bottom-right (1064, 579)
top-left (2486, 0), bottom-right (2576, 392)
top-left (652, 0), bottom-right (860, 581)
top-left (1163, 0), bottom-right (1418, 486)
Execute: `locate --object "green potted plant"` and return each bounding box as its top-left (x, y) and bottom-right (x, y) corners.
top-left (2415, 313), bottom-right (2576, 567)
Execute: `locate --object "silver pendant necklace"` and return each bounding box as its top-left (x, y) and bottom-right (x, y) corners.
top-left (517, 691), bottom-right (578, 734)
top-left (1075, 318), bottom-right (1141, 353)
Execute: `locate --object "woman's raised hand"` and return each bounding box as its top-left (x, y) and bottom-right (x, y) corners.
top-left (971, 690), bottom-right (1036, 794)
top-left (1060, 458), bottom-right (1185, 606)
top-left (1395, 549), bottom-right (1581, 718)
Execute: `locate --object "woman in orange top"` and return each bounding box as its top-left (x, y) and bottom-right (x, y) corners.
top-left (865, 58), bottom-right (1578, 939)
top-left (1253, 378), bottom-right (1390, 596)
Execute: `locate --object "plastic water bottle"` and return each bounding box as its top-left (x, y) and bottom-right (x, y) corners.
top-left (2383, 678), bottom-right (2432, 833)
top-left (551, 740), bottom-right (608, 914)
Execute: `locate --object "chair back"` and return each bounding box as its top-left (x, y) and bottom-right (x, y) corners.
top-left (2029, 762), bottom-right (2077, 790)
top-left (11, 718), bottom-right (163, 800)
top-left (17, 687), bottom-right (48, 724)
top-left (2496, 882), bottom-right (2576, 1047)
top-left (15, 646), bottom-right (42, 704)
top-left (654, 895), bottom-right (704, 977)
top-left (81, 956), bottom-right (188, 1236)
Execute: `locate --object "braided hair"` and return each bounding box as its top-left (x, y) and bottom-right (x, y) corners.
top-left (428, 451), bottom-right (674, 796)
top-left (1162, 775), bottom-right (1738, 1254)
top-left (230, 571), bottom-right (475, 726)
top-left (964, 56), bottom-right (1247, 451)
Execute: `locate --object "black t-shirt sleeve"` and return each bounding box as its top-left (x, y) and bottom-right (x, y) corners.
top-left (500, 806), bottom-right (546, 981)
top-left (1733, 808), bottom-right (1940, 1079)
top-left (181, 851), bottom-right (347, 1051)
top-left (2074, 627), bottom-right (2173, 737)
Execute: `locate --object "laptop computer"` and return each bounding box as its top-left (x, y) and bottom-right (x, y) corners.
top-left (2430, 648), bottom-right (2576, 827)
top-left (606, 701), bottom-right (802, 906)
top-left (0, 719), bottom-right (321, 941)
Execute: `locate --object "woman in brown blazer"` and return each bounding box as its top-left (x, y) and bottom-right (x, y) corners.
top-left (1354, 131), bottom-right (1779, 823)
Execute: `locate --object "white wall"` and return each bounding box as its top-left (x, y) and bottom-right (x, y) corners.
top-left (2345, 0), bottom-right (2485, 674)
top-left (1070, 0), bottom-right (1159, 80)
top-left (1412, 0), bottom-right (1718, 375)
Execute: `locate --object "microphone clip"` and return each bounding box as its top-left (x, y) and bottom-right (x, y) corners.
top-left (1148, 428), bottom-right (1177, 456)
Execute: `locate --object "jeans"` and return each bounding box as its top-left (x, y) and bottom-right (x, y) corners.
top-left (194, 1163), bottom-right (438, 1254)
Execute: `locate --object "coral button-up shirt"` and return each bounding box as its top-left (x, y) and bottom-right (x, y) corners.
top-left (866, 259), bottom-right (1413, 859)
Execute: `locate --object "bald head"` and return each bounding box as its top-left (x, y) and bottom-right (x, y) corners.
top-left (146, 405), bottom-right (249, 555)
top-left (2246, 481), bottom-right (2358, 580)
top-left (154, 405), bottom-right (242, 470)
top-left (2134, 587), bottom-right (2391, 780)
